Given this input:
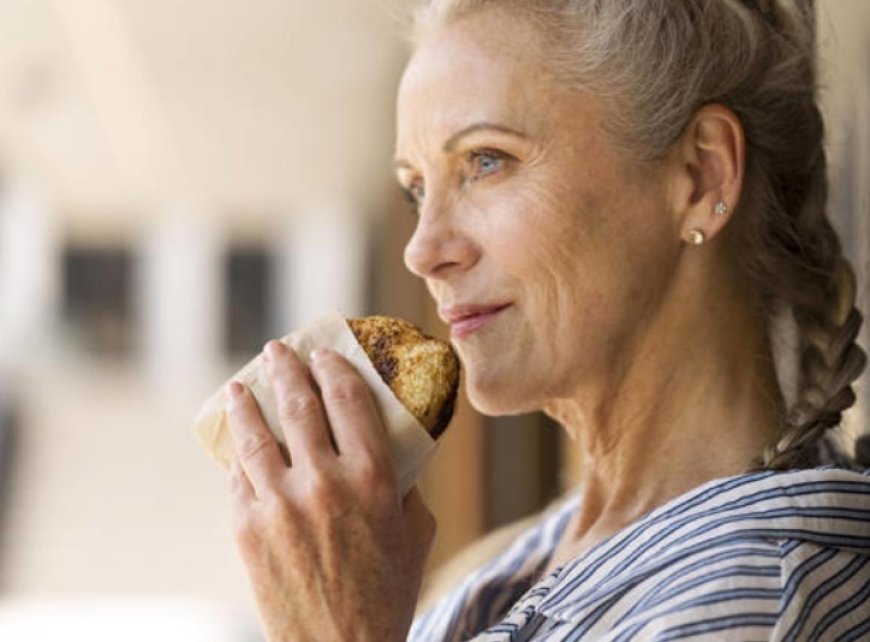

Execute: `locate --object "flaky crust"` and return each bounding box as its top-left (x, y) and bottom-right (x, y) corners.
top-left (347, 316), bottom-right (459, 440)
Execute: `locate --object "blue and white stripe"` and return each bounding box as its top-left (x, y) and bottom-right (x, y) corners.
top-left (410, 467), bottom-right (870, 641)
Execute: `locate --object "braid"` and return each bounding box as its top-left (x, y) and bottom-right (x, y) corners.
top-left (733, 2), bottom-right (869, 469)
top-left (762, 272), bottom-right (866, 470)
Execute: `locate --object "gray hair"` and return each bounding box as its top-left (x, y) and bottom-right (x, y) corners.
top-left (409, 0), bottom-right (867, 470)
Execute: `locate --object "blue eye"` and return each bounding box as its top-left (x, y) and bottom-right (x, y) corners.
top-left (470, 150), bottom-right (507, 180)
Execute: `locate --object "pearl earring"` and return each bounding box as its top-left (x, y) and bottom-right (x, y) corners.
top-left (687, 229), bottom-right (706, 245)
top-left (714, 201), bottom-right (728, 216)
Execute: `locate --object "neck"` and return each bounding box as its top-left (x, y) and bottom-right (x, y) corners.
top-left (544, 247), bottom-right (784, 553)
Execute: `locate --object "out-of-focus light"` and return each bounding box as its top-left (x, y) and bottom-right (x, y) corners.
top-left (0, 598), bottom-right (260, 642)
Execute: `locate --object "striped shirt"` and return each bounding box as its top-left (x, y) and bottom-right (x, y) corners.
top-left (410, 467), bottom-right (870, 641)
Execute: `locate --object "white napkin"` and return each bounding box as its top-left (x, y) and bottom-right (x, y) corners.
top-left (193, 312), bottom-right (437, 495)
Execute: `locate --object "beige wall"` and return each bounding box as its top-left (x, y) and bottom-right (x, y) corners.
top-left (0, 0), bottom-right (404, 223)
top-left (818, 0), bottom-right (870, 443)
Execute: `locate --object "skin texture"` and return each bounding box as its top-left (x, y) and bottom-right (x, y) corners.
top-left (227, 343), bottom-right (434, 642)
top-left (396, 10), bottom-right (783, 566)
top-left (228, 6), bottom-right (785, 640)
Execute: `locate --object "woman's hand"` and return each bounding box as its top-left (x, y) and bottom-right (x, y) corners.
top-left (225, 340), bottom-right (436, 642)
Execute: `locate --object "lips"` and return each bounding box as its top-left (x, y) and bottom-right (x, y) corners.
top-left (439, 303), bottom-right (511, 339)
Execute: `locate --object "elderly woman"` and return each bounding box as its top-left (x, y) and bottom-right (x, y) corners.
top-left (223, 1), bottom-right (870, 640)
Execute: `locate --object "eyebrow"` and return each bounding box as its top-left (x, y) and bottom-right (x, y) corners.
top-left (393, 122), bottom-right (528, 170)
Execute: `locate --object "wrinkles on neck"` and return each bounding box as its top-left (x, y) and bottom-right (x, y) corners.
top-left (543, 245), bottom-right (784, 550)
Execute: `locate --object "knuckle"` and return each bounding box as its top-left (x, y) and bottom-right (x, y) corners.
top-left (279, 393), bottom-right (321, 423)
top-left (260, 494), bottom-right (296, 526)
top-left (236, 434), bottom-right (273, 462)
top-left (354, 457), bottom-right (395, 495)
top-left (287, 468), bottom-right (352, 517)
top-left (321, 378), bottom-right (369, 406)
top-left (228, 472), bottom-right (247, 497)
top-left (300, 470), bottom-right (339, 510)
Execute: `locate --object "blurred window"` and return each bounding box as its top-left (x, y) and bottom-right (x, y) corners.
top-left (62, 246), bottom-right (135, 359)
top-left (224, 246), bottom-right (274, 358)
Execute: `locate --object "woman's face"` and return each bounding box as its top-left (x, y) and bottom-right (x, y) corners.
top-left (395, 9), bottom-right (680, 415)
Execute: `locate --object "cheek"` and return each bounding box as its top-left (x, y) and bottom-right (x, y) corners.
top-left (488, 180), bottom-right (598, 310)
top-left (458, 156), bottom-right (677, 409)
top-left (477, 175), bottom-right (588, 269)
top-left (483, 184), bottom-right (603, 355)
top-left (500, 179), bottom-right (665, 349)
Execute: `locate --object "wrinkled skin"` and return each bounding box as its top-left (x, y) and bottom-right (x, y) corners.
top-left (227, 3), bottom-right (777, 639)
top-left (395, 11), bottom-right (676, 418)
top-left (227, 342), bottom-right (434, 642)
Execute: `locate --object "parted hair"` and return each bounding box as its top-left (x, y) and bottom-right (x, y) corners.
top-left (409, 0), bottom-right (868, 470)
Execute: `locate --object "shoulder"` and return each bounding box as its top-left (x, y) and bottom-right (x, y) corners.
top-left (565, 537), bottom-right (867, 641)
top-left (530, 467), bottom-right (870, 640)
top-left (412, 469), bottom-right (870, 641)
top-left (772, 539), bottom-right (870, 640)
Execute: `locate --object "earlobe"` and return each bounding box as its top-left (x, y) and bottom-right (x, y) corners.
top-left (673, 104), bottom-right (745, 245)
top-left (681, 199), bottom-right (732, 246)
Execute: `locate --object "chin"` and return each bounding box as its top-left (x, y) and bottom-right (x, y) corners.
top-left (464, 373), bottom-right (541, 417)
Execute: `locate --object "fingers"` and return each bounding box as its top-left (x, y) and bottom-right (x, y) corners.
top-left (229, 456), bottom-right (256, 505)
top-left (254, 341), bottom-right (394, 493)
top-left (226, 381), bottom-right (286, 496)
top-left (263, 340), bottom-right (336, 467)
top-left (309, 348), bottom-right (393, 468)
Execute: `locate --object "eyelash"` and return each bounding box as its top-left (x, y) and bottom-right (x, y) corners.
top-left (400, 148), bottom-right (515, 213)
top-left (468, 148), bottom-right (511, 182)
top-left (401, 184), bottom-right (425, 214)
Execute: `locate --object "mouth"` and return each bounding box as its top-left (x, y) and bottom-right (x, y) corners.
top-left (439, 303), bottom-right (512, 340)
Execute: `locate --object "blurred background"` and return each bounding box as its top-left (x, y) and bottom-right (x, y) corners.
top-left (0, 1), bottom-right (866, 640)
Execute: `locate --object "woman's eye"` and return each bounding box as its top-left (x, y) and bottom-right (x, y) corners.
top-left (410, 183), bottom-right (425, 203)
top-left (401, 183), bottom-right (425, 212)
top-left (469, 150), bottom-right (508, 181)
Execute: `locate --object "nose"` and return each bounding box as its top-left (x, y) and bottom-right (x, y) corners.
top-left (403, 201), bottom-right (478, 280)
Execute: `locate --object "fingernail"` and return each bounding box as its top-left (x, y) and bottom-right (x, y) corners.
top-left (309, 347), bottom-right (330, 363)
top-left (264, 340), bottom-right (284, 360)
top-left (226, 380), bottom-right (244, 399)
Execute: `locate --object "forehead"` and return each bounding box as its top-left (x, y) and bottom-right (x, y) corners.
top-left (396, 10), bottom-right (557, 146)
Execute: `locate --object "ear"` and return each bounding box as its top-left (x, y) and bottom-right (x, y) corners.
top-left (667, 103), bottom-right (745, 244)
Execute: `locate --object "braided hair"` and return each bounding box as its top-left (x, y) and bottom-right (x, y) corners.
top-left (410, 0), bottom-right (868, 470)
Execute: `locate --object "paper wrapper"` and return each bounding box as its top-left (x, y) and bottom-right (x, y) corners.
top-left (193, 312), bottom-right (437, 495)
